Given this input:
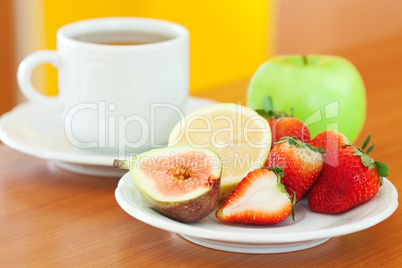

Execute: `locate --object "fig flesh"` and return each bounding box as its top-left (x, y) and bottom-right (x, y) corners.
top-left (115, 146), bottom-right (222, 222)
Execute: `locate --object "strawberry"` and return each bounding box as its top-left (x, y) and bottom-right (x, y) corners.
top-left (266, 137), bottom-right (324, 203)
top-left (308, 134), bottom-right (389, 214)
top-left (270, 117), bottom-right (311, 145)
top-left (215, 168), bottom-right (295, 225)
top-left (310, 130), bottom-right (349, 153)
top-left (255, 97), bottom-right (311, 146)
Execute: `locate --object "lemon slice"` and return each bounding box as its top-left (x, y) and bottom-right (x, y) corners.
top-left (168, 103), bottom-right (271, 200)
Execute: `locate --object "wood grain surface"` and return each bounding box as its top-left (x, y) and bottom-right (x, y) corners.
top-left (1, 35), bottom-right (401, 267)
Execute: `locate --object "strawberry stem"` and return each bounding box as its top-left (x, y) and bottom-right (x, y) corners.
top-left (291, 192), bottom-right (296, 221)
top-left (113, 159), bottom-right (129, 170)
top-left (302, 55), bottom-right (307, 65)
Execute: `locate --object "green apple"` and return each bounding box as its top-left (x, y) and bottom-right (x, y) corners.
top-left (247, 55), bottom-right (366, 143)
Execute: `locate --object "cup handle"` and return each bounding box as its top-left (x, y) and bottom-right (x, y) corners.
top-left (17, 50), bottom-right (61, 111)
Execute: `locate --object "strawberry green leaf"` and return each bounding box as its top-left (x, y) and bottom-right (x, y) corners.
top-left (375, 161), bottom-right (389, 177)
top-left (289, 137), bottom-right (305, 147)
top-left (275, 172), bottom-right (289, 197)
top-left (255, 109), bottom-right (270, 118)
top-left (288, 137), bottom-right (297, 146)
top-left (305, 143), bottom-right (315, 151)
top-left (361, 154), bottom-right (375, 167)
top-left (291, 192), bottom-right (296, 221)
top-left (255, 97), bottom-right (288, 120)
top-left (379, 176), bottom-right (384, 187)
top-left (317, 146), bottom-right (325, 154)
top-left (305, 143), bottom-right (325, 154)
top-left (362, 133), bottom-right (371, 150)
top-left (285, 137), bottom-right (325, 154)
top-left (353, 150), bottom-right (364, 156)
top-left (255, 108), bottom-right (287, 120)
top-left (275, 136), bottom-right (291, 145)
top-left (263, 96), bottom-right (274, 111)
top-left (366, 143), bottom-right (374, 155)
top-left (268, 166), bottom-right (284, 179)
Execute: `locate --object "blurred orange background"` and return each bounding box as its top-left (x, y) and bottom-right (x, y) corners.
top-left (40, 0), bottom-right (272, 96)
top-left (1, 0), bottom-right (402, 116)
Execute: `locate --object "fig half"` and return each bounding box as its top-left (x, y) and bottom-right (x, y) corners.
top-left (114, 146), bottom-right (222, 222)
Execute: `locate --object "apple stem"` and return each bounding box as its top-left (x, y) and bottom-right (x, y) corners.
top-left (302, 55), bottom-right (307, 65)
top-left (113, 159), bottom-right (129, 170)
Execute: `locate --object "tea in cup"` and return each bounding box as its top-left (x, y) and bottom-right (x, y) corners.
top-left (17, 17), bottom-right (189, 156)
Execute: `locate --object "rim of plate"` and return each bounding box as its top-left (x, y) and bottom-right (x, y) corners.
top-left (0, 97), bottom-right (217, 167)
top-left (115, 172), bottom-right (398, 244)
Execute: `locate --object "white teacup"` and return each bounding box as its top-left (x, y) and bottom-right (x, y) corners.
top-left (17, 17), bottom-right (189, 156)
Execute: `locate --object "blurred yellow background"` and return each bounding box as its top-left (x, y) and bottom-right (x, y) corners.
top-left (2, 0), bottom-right (402, 116)
top-left (41, 0), bottom-right (273, 95)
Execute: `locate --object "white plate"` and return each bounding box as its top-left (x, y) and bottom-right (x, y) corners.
top-left (0, 96), bottom-right (217, 177)
top-left (115, 172), bottom-right (398, 253)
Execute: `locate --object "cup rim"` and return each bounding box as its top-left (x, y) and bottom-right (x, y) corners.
top-left (56, 17), bottom-right (189, 49)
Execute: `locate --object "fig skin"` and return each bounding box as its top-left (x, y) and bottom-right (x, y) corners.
top-left (137, 177), bottom-right (221, 222)
top-left (122, 146), bottom-right (222, 223)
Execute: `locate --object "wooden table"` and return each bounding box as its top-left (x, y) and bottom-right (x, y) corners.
top-left (1, 35), bottom-right (402, 267)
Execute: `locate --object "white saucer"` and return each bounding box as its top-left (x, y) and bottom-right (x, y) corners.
top-left (0, 96), bottom-right (217, 177)
top-left (115, 172), bottom-right (398, 253)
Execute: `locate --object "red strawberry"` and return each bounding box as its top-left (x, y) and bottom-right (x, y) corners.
top-left (310, 130), bottom-right (349, 153)
top-left (308, 134), bottom-right (389, 214)
top-left (266, 137), bottom-right (324, 203)
top-left (269, 117), bottom-right (311, 145)
top-left (256, 97), bottom-right (311, 146)
top-left (216, 168), bottom-right (294, 225)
